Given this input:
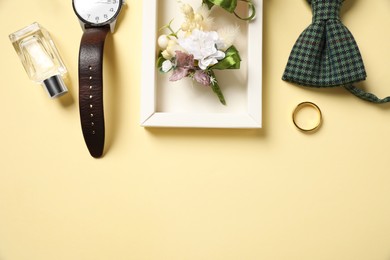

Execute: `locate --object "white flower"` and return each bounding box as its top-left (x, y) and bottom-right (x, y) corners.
top-left (162, 60), bottom-right (173, 72)
top-left (178, 29), bottom-right (225, 70)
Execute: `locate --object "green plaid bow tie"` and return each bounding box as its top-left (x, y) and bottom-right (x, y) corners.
top-left (283, 0), bottom-right (390, 103)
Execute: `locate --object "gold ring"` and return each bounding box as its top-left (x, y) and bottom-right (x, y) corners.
top-left (292, 102), bottom-right (323, 132)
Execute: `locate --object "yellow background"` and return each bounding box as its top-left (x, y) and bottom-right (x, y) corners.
top-left (1, 0), bottom-right (390, 259)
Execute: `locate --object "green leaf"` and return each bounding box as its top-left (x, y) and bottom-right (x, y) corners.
top-left (203, 0), bottom-right (215, 9)
top-left (204, 0), bottom-right (237, 13)
top-left (211, 45), bottom-right (241, 70)
top-left (209, 70), bottom-right (226, 105)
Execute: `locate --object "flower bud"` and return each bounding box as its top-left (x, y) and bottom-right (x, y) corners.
top-left (166, 45), bottom-right (178, 56)
top-left (194, 13), bottom-right (203, 23)
top-left (157, 35), bottom-right (169, 49)
top-left (167, 40), bottom-right (176, 47)
top-left (182, 4), bottom-right (193, 15)
top-left (181, 22), bottom-right (190, 32)
top-left (162, 50), bottom-right (172, 60)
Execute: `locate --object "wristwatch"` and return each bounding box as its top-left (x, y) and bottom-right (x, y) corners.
top-left (72, 0), bottom-right (125, 158)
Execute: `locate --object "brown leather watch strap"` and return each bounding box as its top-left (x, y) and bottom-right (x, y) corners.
top-left (78, 26), bottom-right (109, 158)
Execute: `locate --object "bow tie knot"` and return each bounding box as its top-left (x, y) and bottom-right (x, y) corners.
top-left (311, 0), bottom-right (341, 22)
top-left (283, 0), bottom-right (390, 104)
top-left (283, 0), bottom-right (366, 88)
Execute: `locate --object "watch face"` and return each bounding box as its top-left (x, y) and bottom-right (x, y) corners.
top-left (73, 0), bottom-right (122, 26)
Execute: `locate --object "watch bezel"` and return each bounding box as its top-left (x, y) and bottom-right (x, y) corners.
top-left (72, 0), bottom-right (123, 27)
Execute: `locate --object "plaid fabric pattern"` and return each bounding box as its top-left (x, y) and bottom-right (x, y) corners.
top-left (282, 0), bottom-right (367, 87)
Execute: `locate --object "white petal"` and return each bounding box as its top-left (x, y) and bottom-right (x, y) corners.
top-left (162, 60), bottom-right (173, 72)
top-left (214, 50), bottom-right (226, 60)
top-left (199, 57), bottom-right (218, 70)
top-left (198, 60), bottom-right (208, 70)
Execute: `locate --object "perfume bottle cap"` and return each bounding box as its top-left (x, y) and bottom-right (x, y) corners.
top-left (43, 75), bottom-right (68, 98)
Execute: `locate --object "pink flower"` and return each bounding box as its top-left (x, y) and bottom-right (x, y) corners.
top-left (194, 70), bottom-right (211, 86)
top-left (169, 51), bottom-right (195, 82)
top-left (169, 68), bottom-right (188, 81)
top-left (176, 51), bottom-right (194, 69)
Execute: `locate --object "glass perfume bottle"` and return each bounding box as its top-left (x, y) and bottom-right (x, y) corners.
top-left (9, 22), bottom-right (68, 98)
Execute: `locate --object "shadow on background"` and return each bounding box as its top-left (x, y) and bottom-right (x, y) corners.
top-left (57, 75), bottom-right (75, 108)
top-left (104, 34), bottom-right (120, 155)
top-left (103, 3), bottom-right (129, 155)
top-left (341, 0), bottom-right (355, 16)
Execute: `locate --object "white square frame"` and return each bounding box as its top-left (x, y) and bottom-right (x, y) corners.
top-left (141, 0), bottom-right (263, 128)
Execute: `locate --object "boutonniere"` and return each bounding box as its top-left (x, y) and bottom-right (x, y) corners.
top-left (156, 2), bottom-right (242, 105)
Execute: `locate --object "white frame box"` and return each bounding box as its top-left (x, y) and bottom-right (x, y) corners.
top-left (141, 0), bottom-right (263, 128)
